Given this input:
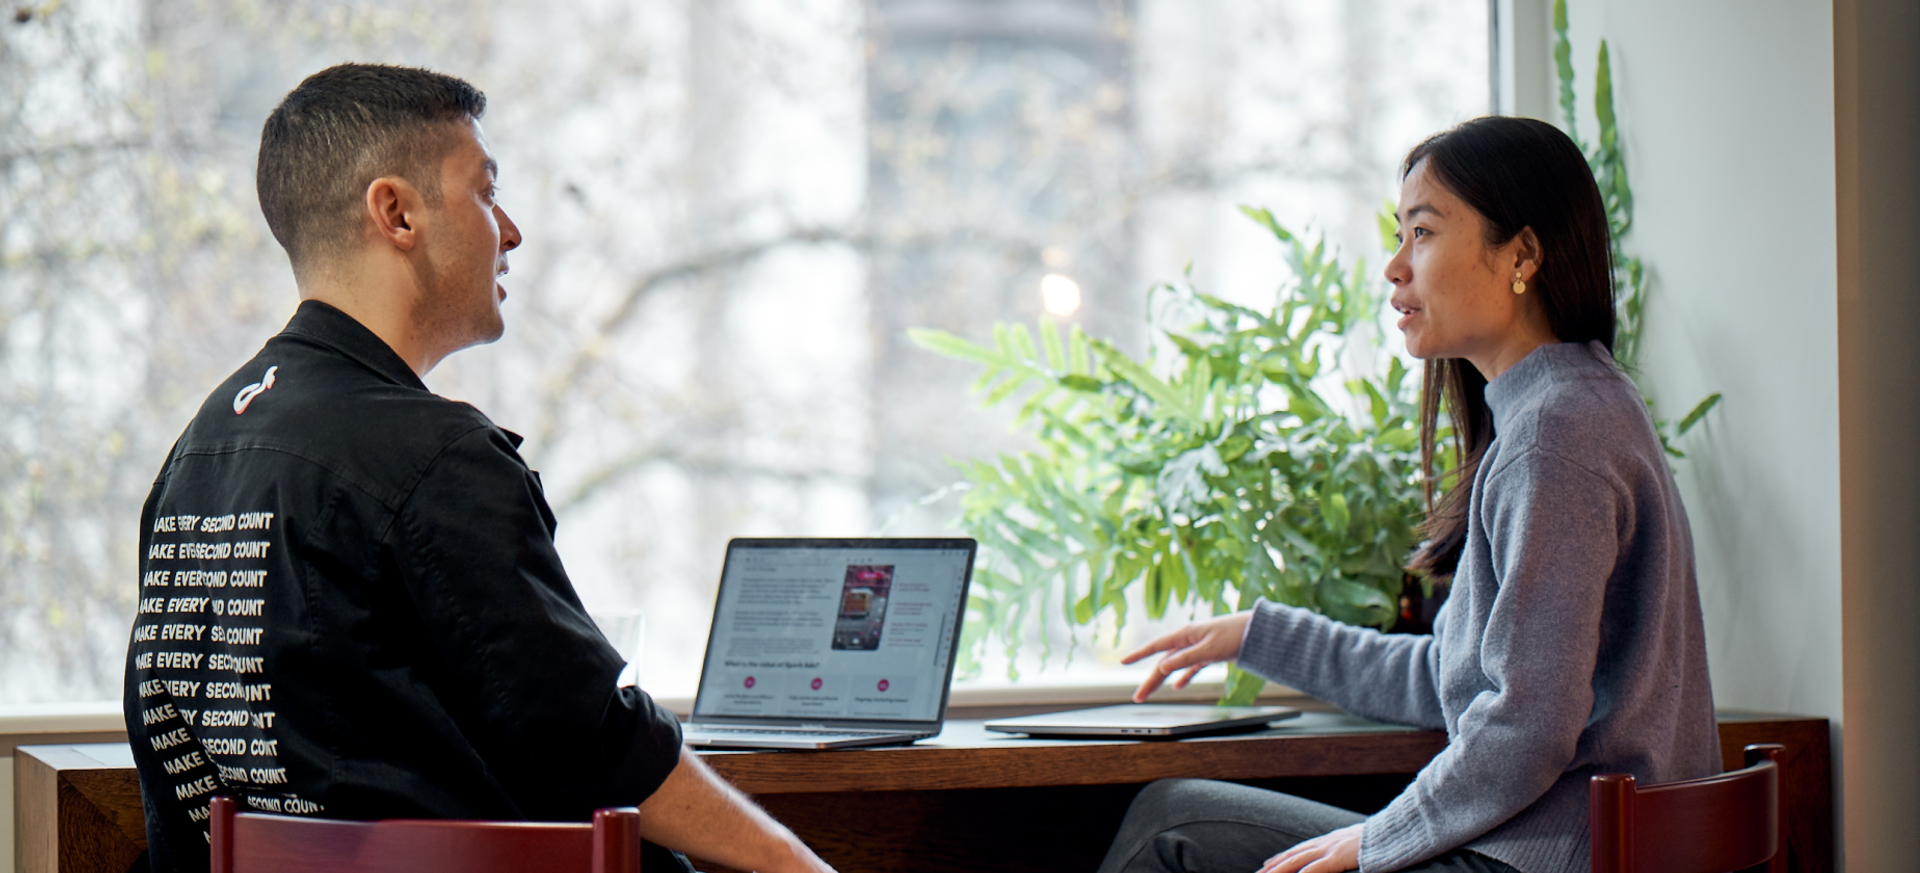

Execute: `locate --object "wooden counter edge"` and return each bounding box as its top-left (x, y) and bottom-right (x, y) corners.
top-left (15, 745), bottom-right (147, 873)
top-left (15, 745), bottom-right (59, 873)
top-left (703, 729), bottom-right (1451, 794)
top-left (15, 715), bottom-right (1833, 873)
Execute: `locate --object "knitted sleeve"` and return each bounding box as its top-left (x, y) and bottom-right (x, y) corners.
top-left (1237, 600), bottom-right (1447, 730)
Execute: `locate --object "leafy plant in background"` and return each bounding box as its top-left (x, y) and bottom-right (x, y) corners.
top-left (913, 217), bottom-right (1423, 703)
top-left (914, 0), bottom-right (1718, 703)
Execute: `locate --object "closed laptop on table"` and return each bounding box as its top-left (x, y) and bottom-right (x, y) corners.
top-left (985, 703), bottom-right (1300, 739)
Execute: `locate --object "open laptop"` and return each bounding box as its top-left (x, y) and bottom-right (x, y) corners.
top-left (985, 703), bottom-right (1300, 739)
top-left (682, 537), bottom-right (976, 750)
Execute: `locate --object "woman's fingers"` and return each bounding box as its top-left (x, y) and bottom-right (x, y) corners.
top-left (1125, 626), bottom-right (1210, 702)
top-left (1130, 638), bottom-right (1210, 700)
top-left (1132, 640), bottom-right (1219, 700)
top-left (1131, 665), bottom-right (1171, 702)
top-left (1130, 647), bottom-right (1190, 700)
top-left (1153, 635), bottom-right (1224, 679)
top-left (1258, 842), bottom-right (1311, 873)
top-left (1259, 840), bottom-right (1324, 873)
top-left (1256, 824), bottom-right (1363, 873)
top-left (1120, 626), bottom-right (1196, 665)
top-left (1128, 611), bottom-right (1255, 701)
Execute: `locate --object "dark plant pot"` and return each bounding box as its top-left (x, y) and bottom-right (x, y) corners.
top-left (1389, 574), bottom-right (1449, 635)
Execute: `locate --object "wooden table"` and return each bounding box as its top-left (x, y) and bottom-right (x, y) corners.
top-left (16, 711), bottom-right (1831, 873)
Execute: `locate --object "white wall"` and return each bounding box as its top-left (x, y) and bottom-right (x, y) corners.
top-left (1560, 0), bottom-right (1844, 722)
top-left (1502, 0), bottom-right (1847, 859)
top-left (1511, 2), bottom-right (1920, 870)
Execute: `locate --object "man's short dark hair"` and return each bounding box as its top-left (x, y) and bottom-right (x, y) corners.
top-left (257, 63), bottom-right (487, 269)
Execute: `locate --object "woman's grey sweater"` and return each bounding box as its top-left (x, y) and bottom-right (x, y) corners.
top-left (1239, 341), bottom-right (1720, 873)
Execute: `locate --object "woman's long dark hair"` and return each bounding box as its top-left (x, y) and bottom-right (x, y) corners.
top-left (1403, 117), bottom-right (1616, 578)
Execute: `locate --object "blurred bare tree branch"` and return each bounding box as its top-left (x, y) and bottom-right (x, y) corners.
top-left (1, 0), bottom-right (1486, 701)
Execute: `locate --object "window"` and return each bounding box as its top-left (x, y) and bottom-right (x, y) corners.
top-left (0, 0), bottom-right (1487, 704)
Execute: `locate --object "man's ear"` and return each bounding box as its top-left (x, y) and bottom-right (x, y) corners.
top-left (366, 176), bottom-right (423, 252)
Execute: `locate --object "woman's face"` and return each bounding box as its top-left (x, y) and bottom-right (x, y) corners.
top-left (1385, 159), bottom-right (1554, 379)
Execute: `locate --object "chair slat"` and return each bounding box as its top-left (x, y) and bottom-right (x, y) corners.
top-left (1589, 743), bottom-right (1786, 873)
top-left (211, 796), bottom-right (639, 873)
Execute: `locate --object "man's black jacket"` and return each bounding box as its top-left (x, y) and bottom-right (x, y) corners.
top-left (123, 301), bottom-right (683, 873)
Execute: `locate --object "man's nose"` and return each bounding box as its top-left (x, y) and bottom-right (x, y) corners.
top-left (496, 205), bottom-right (522, 253)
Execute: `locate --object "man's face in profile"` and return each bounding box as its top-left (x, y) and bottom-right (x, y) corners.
top-left (417, 116), bottom-right (522, 352)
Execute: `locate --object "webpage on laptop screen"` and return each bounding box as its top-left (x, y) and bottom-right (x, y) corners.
top-left (695, 545), bottom-right (969, 723)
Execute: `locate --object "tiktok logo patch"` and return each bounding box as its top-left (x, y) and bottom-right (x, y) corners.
top-left (233, 366), bottom-right (278, 415)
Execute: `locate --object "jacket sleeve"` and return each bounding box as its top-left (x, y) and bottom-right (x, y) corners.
top-left (1358, 448), bottom-right (1619, 873)
top-left (1237, 599), bottom-right (1447, 730)
top-left (389, 425), bottom-right (683, 818)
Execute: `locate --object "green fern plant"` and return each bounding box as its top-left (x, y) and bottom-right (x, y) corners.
top-left (913, 212), bottom-right (1423, 703)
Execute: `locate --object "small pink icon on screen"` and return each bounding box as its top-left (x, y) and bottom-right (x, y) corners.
top-left (810, 677), bottom-right (823, 691)
top-left (743, 676), bottom-right (756, 689)
top-left (877, 679), bottom-right (890, 692)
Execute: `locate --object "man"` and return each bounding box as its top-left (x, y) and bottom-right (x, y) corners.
top-left (123, 63), bottom-right (836, 873)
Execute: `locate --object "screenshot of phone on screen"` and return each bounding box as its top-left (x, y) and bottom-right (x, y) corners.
top-left (696, 546), bottom-right (969, 722)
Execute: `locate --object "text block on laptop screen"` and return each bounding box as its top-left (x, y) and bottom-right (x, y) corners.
top-left (695, 544), bottom-right (971, 723)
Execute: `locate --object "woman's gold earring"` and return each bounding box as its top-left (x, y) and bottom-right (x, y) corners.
top-left (1512, 271), bottom-right (1526, 295)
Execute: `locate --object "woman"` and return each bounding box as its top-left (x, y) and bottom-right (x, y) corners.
top-left (1095, 116), bottom-right (1719, 873)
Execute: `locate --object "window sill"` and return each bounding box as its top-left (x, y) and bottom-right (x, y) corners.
top-left (0, 701), bottom-right (128, 761)
top-left (0, 700), bottom-right (124, 736)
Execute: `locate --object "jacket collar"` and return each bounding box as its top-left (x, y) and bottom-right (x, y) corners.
top-left (278, 299), bottom-right (429, 392)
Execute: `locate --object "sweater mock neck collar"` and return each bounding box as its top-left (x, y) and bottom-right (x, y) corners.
top-left (1482, 340), bottom-right (1615, 432)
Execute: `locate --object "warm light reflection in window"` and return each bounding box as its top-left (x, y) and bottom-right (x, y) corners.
top-left (1040, 273), bottom-right (1083, 318)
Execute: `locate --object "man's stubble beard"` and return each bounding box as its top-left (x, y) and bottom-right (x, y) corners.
top-left (414, 246), bottom-right (504, 367)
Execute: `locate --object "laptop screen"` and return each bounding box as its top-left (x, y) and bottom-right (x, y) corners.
top-left (692, 538), bottom-right (975, 725)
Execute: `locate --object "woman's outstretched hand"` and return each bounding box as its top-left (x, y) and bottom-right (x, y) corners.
top-left (1258, 823), bottom-right (1363, 873)
top-left (1121, 611), bottom-right (1254, 702)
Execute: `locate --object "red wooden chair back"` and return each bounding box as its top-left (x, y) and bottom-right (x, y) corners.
top-left (209, 796), bottom-right (641, 873)
top-left (1590, 743), bottom-right (1786, 873)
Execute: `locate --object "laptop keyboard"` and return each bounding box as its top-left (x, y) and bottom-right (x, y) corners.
top-left (695, 726), bottom-right (899, 738)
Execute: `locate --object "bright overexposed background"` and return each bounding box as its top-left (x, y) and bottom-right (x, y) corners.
top-left (0, 0), bottom-right (1487, 704)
